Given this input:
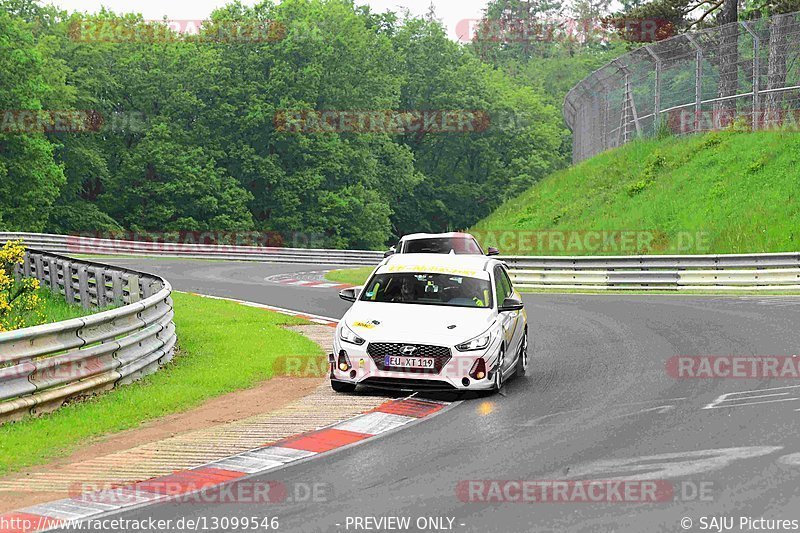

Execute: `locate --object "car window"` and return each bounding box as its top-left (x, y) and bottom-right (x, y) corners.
top-left (494, 266), bottom-right (512, 303)
top-left (360, 272), bottom-right (492, 308)
top-left (403, 237), bottom-right (483, 254)
top-left (500, 268), bottom-right (515, 296)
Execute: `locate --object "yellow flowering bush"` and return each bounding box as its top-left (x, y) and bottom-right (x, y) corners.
top-left (0, 241), bottom-right (43, 333)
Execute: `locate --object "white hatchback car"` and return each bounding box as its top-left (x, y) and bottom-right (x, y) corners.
top-left (384, 232), bottom-right (499, 257)
top-left (330, 254), bottom-right (528, 393)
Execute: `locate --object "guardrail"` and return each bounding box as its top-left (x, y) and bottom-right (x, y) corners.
top-left (504, 253), bottom-right (800, 290)
top-left (0, 232), bottom-right (384, 266)
top-left (0, 248), bottom-right (176, 423)
top-left (4, 233), bottom-right (799, 291)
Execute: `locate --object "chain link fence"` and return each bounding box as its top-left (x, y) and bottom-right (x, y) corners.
top-left (564, 11), bottom-right (800, 163)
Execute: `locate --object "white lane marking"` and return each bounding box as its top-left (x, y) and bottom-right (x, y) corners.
top-left (246, 446), bottom-right (316, 463)
top-left (333, 412), bottom-right (415, 435)
top-left (560, 446), bottom-right (784, 481)
top-left (522, 398), bottom-right (687, 426)
top-left (703, 385), bottom-right (800, 409)
top-left (190, 293), bottom-right (339, 324)
top-left (607, 405), bottom-right (675, 420)
top-left (208, 454), bottom-right (285, 474)
top-left (23, 499), bottom-right (119, 520)
top-left (778, 453), bottom-right (800, 465)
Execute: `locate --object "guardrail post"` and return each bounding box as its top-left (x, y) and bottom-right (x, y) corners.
top-left (46, 257), bottom-right (59, 293)
top-left (93, 267), bottom-right (107, 308)
top-left (76, 265), bottom-right (90, 309)
top-left (62, 260), bottom-right (76, 304)
top-left (110, 270), bottom-right (124, 305)
top-left (32, 253), bottom-right (44, 284)
top-left (127, 274), bottom-right (141, 303)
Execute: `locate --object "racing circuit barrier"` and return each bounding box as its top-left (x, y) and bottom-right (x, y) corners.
top-left (503, 253), bottom-right (800, 291)
top-left (2, 233), bottom-right (799, 291)
top-left (0, 232), bottom-right (384, 266)
top-left (0, 248), bottom-right (176, 423)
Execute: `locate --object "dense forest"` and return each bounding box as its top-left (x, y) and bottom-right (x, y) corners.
top-left (0, 0), bottom-right (624, 248)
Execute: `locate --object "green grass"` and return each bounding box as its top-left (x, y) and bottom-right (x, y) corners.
top-left (325, 266), bottom-right (374, 286)
top-left (36, 288), bottom-right (108, 324)
top-left (0, 291), bottom-right (323, 476)
top-left (472, 131), bottom-right (800, 255)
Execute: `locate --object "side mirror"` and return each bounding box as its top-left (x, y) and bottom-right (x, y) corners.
top-left (486, 247), bottom-right (500, 256)
top-left (339, 287), bottom-right (361, 302)
top-left (498, 297), bottom-right (524, 312)
top-left (383, 248), bottom-right (395, 258)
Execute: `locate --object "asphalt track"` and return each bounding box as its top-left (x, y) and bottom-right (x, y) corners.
top-left (63, 258), bottom-right (800, 533)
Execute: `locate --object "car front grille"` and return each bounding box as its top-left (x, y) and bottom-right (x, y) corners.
top-left (361, 377), bottom-right (457, 391)
top-left (366, 342), bottom-right (452, 374)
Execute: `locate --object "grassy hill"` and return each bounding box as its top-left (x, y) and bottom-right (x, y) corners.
top-left (471, 131), bottom-right (800, 255)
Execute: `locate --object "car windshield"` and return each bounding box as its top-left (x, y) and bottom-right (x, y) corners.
top-left (359, 272), bottom-right (493, 308)
top-left (403, 237), bottom-right (483, 254)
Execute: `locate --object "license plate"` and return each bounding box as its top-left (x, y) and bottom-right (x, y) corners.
top-left (385, 356), bottom-right (435, 369)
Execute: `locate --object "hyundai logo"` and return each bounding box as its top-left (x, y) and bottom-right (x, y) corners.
top-left (400, 345), bottom-right (417, 356)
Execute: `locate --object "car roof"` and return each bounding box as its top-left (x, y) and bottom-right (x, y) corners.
top-left (399, 232), bottom-right (475, 241)
top-left (380, 253), bottom-right (501, 274)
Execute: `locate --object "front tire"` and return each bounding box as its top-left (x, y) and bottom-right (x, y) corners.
top-left (492, 346), bottom-right (505, 393)
top-left (515, 329), bottom-right (529, 377)
top-left (331, 380), bottom-right (356, 393)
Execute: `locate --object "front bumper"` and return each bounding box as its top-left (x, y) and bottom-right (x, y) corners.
top-left (330, 337), bottom-right (501, 391)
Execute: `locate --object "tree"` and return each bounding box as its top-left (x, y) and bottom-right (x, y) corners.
top-left (0, 8), bottom-right (67, 231)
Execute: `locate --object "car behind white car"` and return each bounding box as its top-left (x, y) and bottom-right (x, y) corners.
top-left (330, 254), bottom-right (528, 393)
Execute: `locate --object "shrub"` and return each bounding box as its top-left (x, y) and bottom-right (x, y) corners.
top-left (0, 241), bottom-right (42, 332)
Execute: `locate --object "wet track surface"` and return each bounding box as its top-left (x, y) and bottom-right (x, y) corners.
top-left (65, 258), bottom-right (800, 532)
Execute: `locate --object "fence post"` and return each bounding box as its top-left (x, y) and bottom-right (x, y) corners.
top-left (742, 21), bottom-right (760, 131)
top-left (645, 46), bottom-right (662, 134)
top-left (685, 34), bottom-right (703, 133)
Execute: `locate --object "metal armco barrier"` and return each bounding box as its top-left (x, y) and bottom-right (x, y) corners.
top-left (3, 233), bottom-right (799, 291)
top-left (504, 253), bottom-right (800, 290)
top-left (0, 249), bottom-right (176, 423)
top-left (0, 232), bottom-right (383, 266)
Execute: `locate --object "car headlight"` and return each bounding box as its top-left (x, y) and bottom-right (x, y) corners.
top-left (339, 323), bottom-right (365, 345)
top-left (456, 330), bottom-right (492, 351)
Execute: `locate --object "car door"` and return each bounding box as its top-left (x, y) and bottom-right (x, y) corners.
top-left (500, 266), bottom-right (524, 355)
top-left (493, 265), bottom-right (518, 373)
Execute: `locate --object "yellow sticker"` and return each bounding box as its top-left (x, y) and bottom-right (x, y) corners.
top-left (386, 264), bottom-right (478, 277)
top-left (352, 321), bottom-right (376, 329)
